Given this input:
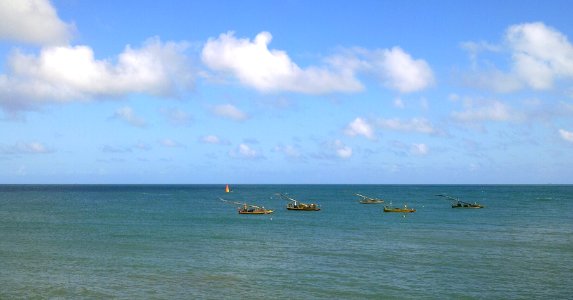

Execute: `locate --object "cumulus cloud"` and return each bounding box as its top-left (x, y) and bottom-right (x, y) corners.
top-left (202, 31), bottom-right (433, 94)
top-left (377, 117), bottom-right (437, 134)
top-left (212, 104), bottom-right (248, 121)
top-left (229, 143), bottom-right (262, 159)
top-left (507, 22), bottom-right (573, 90)
top-left (333, 140), bottom-right (352, 159)
top-left (202, 31), bottom-right (363, 94)
top-left (559, 129), bottom-right (573, 143)
top-left (110, 106), bottom-right (147, 128)
top-left (463, 22), bottom-right (573, 92)
top-left (0, 0), bottom-right (74, 46)
top-left (372, 47), bottom-right (435, 93)
top-left (0, 37), bottom-right (192, 112)
top-left (344, 117), bottom-right (375, 139)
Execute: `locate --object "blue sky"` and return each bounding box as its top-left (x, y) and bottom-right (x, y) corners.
top-left (1, 0), bottom-right (572, 184)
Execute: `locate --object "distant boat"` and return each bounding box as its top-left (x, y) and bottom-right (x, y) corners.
top-left (220, 198), bottom-right (273, 215)
top-left (356, 193), bottom-right (384, 204)
top-left (277, 193), bottom-right (321, 211)
top-left (383, 204), bottom-right (415, 213)
top-left (238, 204), bottom-right (273, 214)
top-left (436, 194), bottom-right (484, 209)
top-left (225, 184), bottom-right (231, 193)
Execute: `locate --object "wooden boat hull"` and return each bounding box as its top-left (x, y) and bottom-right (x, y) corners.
top-left (287, 207), bottom-right (320, 211)
top-left (452, 205), bottom-right (484, 209)
top-left (238, 210), bottom-right (273, 214)
top-left (384, 207), bottom-right (415, 213)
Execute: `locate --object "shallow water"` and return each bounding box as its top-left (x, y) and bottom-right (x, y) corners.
top-left (1, 185), bottom-right (572, 299)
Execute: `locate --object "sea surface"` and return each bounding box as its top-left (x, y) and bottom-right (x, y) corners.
top-left (1, 184), bottom-right (572, 299)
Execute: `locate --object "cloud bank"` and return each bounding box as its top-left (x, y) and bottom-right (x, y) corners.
top-left (202, 31), bottom-right (434, 94)
top-left (0, 38), bottom-right (192, 112)
top-left (202, 31), bottom-right (364, 94)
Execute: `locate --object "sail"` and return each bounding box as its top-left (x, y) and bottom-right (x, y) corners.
top-left (225, 184), bottom-right (230, 193)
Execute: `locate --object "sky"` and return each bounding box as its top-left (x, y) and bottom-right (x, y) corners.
top-left (0, 0), bottom-right (572, 184)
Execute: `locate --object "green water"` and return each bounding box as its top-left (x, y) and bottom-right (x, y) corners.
top-left (1, 185), bottom-right (572, 299)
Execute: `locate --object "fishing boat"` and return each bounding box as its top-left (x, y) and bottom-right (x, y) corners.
top-left (436, 194), bottom-right (484, 208)
top-left (356, 193), bottom-right (384, 204)
top-left (277, 193), bottom-right (321, 211)
top-left (383, 204), bottom-right (415, 213)
top-left (220, 198), bottom-right (273, 214)
top-left (238, 204), bottom-right (273, 214)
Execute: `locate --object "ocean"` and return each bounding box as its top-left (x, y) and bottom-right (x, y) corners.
top-left (1, 184), bottom-right (572, 299)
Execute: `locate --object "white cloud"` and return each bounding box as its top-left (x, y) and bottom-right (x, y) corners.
top-left (0, 0), bottom-right (74, 46)
top-left (344, 117), bottom-right (375, 139)
top-left (333, 140), bottom-right (352, 159)
top-left (229, 143), bottom-right (262, 159)
top-left (0, 142), bottom-right (53, 154)
top-left (202, 31), bottom-right (434, 94)
top-left (160, 138), bottom-right (183, 148)
top-left (460, 41), bottom-right (502, 66)
top-left (372, 47), bottom-right (435, 93)
top-left (0, 37), bottom-right (192, 112)
top-left (202, 31), bottom-right (363, 94)
top-left (462, 22), bottom-right (573, 92)
top-left (507, 22), bottom-right (573, 90)
top-left (411, 143), bottom-right (429, 156)
top-left (212, 104), bottom-right (248, 121)
top-left (452, 100), bottom-right (520, 122)
top-left (559, 129), bottom-right (573, 143)
top-left (201, 135), bottom-right (221, 144)
top-left (111, 106), bottom-right (147, 128)
top-left (377, 117), bottom-right (437, 134)
top-left (200, 135), bottom-right (230, 145)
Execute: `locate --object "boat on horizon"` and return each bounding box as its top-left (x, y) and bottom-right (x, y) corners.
top-left (436, 194), bottom-right (484, 209)
top-left (277, 193), bottom-right (321, 211)
top-left (225, 184), bottom-right (231, 193)
top-left (356, 193), bottom-right (384, 204)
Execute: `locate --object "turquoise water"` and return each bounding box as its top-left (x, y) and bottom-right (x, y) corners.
top-left (1, 185), bottom-right (572, 299)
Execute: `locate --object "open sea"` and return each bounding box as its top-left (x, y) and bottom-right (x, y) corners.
top-left (1, 184), bottom-right (572, 299)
